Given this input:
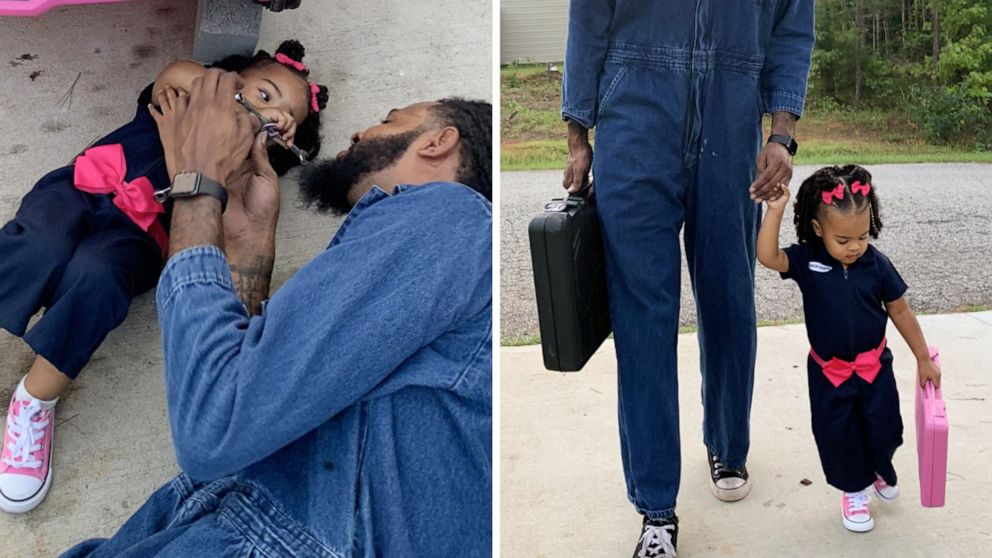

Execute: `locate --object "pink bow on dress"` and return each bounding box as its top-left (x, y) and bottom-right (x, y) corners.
top-left (74, 144), bottom-right (164, 232)
top-left (810, 339), bottom-right (886, 388)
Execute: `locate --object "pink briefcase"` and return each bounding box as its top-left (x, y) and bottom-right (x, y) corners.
top-left (916, 346), bottom-right (948, 508)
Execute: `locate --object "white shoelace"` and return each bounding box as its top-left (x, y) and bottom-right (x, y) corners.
top-left (844, 491), bottom-right (871, 514)
top-left (638, 523), bottom-right (677, 558)
top-left (3, 400), bottom-right (47, 469)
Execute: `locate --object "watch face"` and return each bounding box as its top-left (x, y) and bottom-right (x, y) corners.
top-left (171, 173), bottom-right (199, 196)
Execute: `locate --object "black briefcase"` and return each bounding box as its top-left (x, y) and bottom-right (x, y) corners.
top-left (528, 185), bottom-right (612, 372)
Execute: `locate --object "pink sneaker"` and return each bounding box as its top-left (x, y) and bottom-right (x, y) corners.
top-left (0, 390), bottom-right (55, 513)
top-left (873, 474), bottom-right (900, 502)
top-left (841, 490), bottom-right (874, 533)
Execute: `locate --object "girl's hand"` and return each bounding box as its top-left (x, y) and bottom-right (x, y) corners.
top-left (149, 86), bottom-right (189, 178)
top-left (918, 356), bottom-right (942, 389)
top-left (765, 183), bottom-right (790, 212)
top-left (257, 108), bottom-right (297, 147)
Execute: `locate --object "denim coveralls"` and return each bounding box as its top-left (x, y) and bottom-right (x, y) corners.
top-left (0, 84), bottom-right (167, 378)
top-left (563, 0), bottom-right (815, 518)
top-left (782, 243), bottom-right (907, 492)
top-left (62, 182), bottom-right (493, 557)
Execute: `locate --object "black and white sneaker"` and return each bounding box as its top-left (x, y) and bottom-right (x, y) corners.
top-left (632, 515), bottom-right (678, 558)
top-left (708, 450), bottom-right (751, 502)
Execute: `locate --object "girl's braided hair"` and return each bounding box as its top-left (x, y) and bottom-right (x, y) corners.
top-left (211, 39), bottom-right (329, 176)
top-left (794, 164), bottom-right (882, 244)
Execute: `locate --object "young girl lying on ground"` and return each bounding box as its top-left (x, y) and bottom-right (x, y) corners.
top-left (0, 39), bottom-right (328, 514)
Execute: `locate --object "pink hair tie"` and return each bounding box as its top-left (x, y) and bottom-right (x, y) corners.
top-left (821, 183), bottom-right (846, 205)
top-left (309, 82), bottom-right (321, 113)
top-left (851, 181), bottom-right (871, 196)
top-left (275, 52), bottom-right (309, 73)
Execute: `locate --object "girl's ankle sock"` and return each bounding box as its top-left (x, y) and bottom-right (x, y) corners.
top-left (16, 377), bottom-right (58, 410)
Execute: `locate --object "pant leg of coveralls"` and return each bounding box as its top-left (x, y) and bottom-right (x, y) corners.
top-left (808, 357), bottom-right (878, 492)
top-left (0, 174), bottom-right (89, 338)
top-left (593, 61), bottom-right (692, 519)
top-left (23, 216), bottom-right (162, 379)
top-left (860, 349), bottom-right (904, 487)
top-left (683, 67), bottom-right (763, 470)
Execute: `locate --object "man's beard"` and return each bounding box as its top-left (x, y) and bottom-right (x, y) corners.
top-left (298, 130), bottom-right (422, 215)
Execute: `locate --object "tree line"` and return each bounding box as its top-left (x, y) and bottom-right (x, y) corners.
top-left (810, 0), bottom-right (990, 146)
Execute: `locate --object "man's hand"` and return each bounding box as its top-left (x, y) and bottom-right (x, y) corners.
top-left (225, 133), bottom-right (281, 240)
top-left (750, 142), bottom-right (791, 202)
top-left (223, 132), bottom-right (280, 315)
top-left (750, 111), bottom-right (798, 202)
top-left (170, 69), bottom-right (257, 186)
top-left (563, 120), bottom-right (593, 194)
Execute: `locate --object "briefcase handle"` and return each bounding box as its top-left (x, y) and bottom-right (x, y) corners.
top-left (567, 180), bottom-right (595, 200)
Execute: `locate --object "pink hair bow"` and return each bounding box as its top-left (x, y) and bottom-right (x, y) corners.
top-left (309, 82), bottom-right (321, 113)
top-left (274, 53), bottom-right (308, 73)
top-left (851, 181), bottom-right (871, 196)
top-left (821, 184), bottom-right (846, 205)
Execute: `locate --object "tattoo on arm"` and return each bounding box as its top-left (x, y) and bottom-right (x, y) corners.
top-left (229, 255), bottom-right (275, 315)
top-left (168, 197), bottom-right (224, 258)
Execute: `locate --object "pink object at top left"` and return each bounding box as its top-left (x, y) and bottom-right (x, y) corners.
top-left (0, 0), bottom-right (136, 17)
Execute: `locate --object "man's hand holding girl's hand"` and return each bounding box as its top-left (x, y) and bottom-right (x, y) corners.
top-left (918, 356), bottom-right (942, 389)
top-left (257, 108), bottom-right (297, 147)
top-left (764, 183), bottom-right (790, 213)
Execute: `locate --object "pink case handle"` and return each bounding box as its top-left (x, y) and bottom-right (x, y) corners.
top-left (924, 346), bottom-right (945, 415)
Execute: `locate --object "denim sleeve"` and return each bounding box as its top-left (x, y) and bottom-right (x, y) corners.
top-left (760, 0), bottom-right (815, 118)
top-left (155, 200), bottom-right (491, 481)
top-left (561, 0), bottom-right (615, 128)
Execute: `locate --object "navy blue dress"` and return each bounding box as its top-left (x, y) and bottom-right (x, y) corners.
top-left (0, 84), bottom-right (169, 379)
top-left (781, 242), bottom-right (908, 492)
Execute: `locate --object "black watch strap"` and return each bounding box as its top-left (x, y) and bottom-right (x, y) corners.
top-left (168, 172), bottom-right (228, 213)
top-left (193, 176), bottom-right (228, 213)
top-left (768, 134), bottom-right (798, 156)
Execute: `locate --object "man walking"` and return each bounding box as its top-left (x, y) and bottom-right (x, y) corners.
top-left (562, 2), bottom-right (814, 555)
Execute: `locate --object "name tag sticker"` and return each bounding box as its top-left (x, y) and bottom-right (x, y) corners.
top-left (809, 262), bottom-right (832, 273)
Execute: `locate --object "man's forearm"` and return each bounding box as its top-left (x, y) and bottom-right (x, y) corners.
top-left (168, 197), bottom-right (224, 258)
top-left (567, 119), bottom-right (590, 146)
top-left (227, 237), bottom-right (275, 315)
top-left (770, 111), bottom-right (798, 137)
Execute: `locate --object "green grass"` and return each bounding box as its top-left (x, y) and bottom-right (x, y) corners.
top-left (500, 63), bottom-right (992, 171)
top-left (499, 309), bottom-right (992, 347)
top-left (501, 320), bottom-right (801, 347)
top-left (503, 142), bottom-right (992, 170)
top-left (502, 334), bottom-right (543, 347)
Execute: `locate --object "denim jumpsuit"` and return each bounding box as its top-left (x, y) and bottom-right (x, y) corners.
top-left (0, 84), bottom-right (167, 378)
top-left (563, 0), bottom-right (815, 518)
top-left (63, 182), bottom-right (493, 557)
top-left (782, 243), bottom-right (907, 492)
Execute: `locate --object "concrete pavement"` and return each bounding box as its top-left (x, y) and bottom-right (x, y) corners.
top-left (501, 312), bottom-right (992, 557)
top-left (0, 1), bottom-right (490, 554)
top-left (500, 166), bottom-right (992, 341)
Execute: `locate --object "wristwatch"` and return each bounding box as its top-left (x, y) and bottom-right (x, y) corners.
top-left (157, 172), bottom-right (228, 212)
top-left (768, 134), bottom-right (798, 156)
